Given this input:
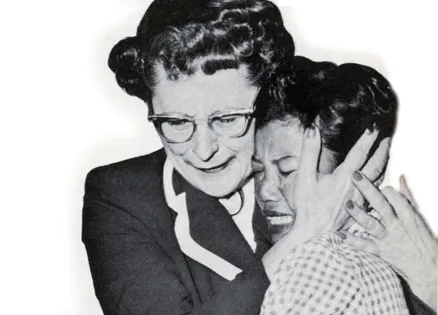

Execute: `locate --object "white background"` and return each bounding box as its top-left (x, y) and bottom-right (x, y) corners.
top-left (1, 1), bottom-right (437, 314)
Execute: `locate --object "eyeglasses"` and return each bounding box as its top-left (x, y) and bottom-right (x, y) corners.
top-left (148, 108), bottom-right (255, 143)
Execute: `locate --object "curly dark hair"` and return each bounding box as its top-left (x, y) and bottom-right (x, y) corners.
top-left (255, 56), bottom-right (398, 163)
top-left (108, 0), bottom-right (295, 111)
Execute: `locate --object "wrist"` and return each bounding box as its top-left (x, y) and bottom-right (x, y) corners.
top-left (411, 282), bottom-right (437, 311)
top-left (408, 265), bottom-right (437, 311)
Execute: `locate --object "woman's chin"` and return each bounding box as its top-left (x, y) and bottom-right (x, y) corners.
top-left (194, 175), bottom-right (242, 198)
top-left (199, 183), bottom-right (239, 198)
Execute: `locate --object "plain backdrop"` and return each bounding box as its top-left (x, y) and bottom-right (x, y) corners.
top-left (1, 1), bottom-right (437, 314)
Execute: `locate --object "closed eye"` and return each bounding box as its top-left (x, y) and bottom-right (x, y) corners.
top-left (277, 156), bottom-right (299, 176)
top-left (166, 118), bottom-right (191, 126)
top-left (279, 169), bottom-right (297, 176)
top-left (213, 114), bottom-right (244, 126)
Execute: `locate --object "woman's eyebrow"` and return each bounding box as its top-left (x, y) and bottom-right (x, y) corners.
top-left (152, 111), bottom-right (194, 118)
top-left (209, 107), bottom-right (253, 116)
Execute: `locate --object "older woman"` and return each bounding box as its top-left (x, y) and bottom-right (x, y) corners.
top-left (253, 57), bottom-right (437, 314)
top-left (82, 0), bottom-right (434, 314)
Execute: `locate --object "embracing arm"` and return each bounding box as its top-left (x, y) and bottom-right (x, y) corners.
top-left (82, 170), bottom-right (269, 315)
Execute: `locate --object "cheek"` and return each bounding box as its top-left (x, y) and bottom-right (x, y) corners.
top-left (163, 141), bottom-right (191, 157)
top-left (254, 172), bottom-right (263, 194)
top-left (280, 173), bottom-right (298, 206)
top-left (218, 126), bottom-right (255, 157)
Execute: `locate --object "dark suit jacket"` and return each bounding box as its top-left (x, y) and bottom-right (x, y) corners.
top-left (82, 149), bottom-right (436, 315)
top-left (82, 149), bottom-right (272, 315)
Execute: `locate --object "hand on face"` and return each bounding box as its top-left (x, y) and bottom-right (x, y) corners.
top-left (254, 119), bottom-right (389, 243)
top-left (284, 127), bottom-right (384, 236)
top-left (278, 127), bottom-right (390, 244)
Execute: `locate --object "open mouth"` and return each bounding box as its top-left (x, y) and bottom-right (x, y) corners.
top-left (197, 159), bottom-right (232, 174)
top-left (265, 215), bottom-right (294, 227)
top-left (266, 215), bottom-right (294, 225)
top-left (263, 209), bottom-right (295, 227)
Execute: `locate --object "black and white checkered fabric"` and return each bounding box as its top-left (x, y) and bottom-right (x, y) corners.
top-left (260, 233), bottom-right (409, 315)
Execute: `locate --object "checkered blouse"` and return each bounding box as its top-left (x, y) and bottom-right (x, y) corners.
top-left (260, 233), bottom-right (409, 315)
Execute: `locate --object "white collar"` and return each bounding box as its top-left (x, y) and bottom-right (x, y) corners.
top-left (163, 158), bottom-right (243, 281)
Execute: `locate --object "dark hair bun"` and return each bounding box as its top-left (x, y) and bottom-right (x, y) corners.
top-left (108, 36), bottom-right (148, 102)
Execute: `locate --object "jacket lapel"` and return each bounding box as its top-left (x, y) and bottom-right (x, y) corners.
top-left (183, 180), bottom-right (260, 271)
top-left (165, 159), bottom-right (272, 283)
top-left (138, 151), bottom-right (201, 304)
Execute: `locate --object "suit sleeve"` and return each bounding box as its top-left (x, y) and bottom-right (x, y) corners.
top-left (399, 277), bottom-right (437, 315)
top-left (82, 169), bottom-right (270, 315)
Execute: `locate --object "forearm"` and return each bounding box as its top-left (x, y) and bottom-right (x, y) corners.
top-left (403, 247), bottom-right (437, 312)
top-left (409, 269), bottom-right (437, 312)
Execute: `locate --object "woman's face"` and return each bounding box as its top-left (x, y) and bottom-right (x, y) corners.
top-left (253, 117), bottom-right (338, 242)
top-left (152, 64), bottom-right (259, 197)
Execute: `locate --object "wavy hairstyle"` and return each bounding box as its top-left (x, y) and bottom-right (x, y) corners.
top-left (255, 56), bottom-right (398, 163)
top-left (108, 0), bottom-right (295, 110)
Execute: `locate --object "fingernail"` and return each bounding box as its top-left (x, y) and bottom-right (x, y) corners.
top-left (399, 174), bottom-right (407, 188)
top-left (337, 232), bottom-right (347, 240)
top-left (345, 200), bottom-right (354, 210)
top-left (352, 171), bottom-right (363, 181)
top-left (384, 137), bottom-right (392, 145)
top-left (306, 128), bottom-right (315, 138)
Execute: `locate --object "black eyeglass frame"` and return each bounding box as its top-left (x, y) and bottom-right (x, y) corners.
top-left (148, 108), bottom-right (256, 143)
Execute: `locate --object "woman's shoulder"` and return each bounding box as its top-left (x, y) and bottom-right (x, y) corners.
top-left (85, 149), bottom-right (166, 187)
top-left (82, 148), bottom-right (172, 230)
top-left (83, 148), bottom-right (167, 205)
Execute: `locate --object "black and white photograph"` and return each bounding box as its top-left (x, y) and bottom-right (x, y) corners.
top-left (2, 1), bottom-right (437, 314)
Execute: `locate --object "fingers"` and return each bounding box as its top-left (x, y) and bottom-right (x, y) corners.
top-left (361, 137), bottom-right (391, 183)
top-left (344, 199), bottom-right (386, 238)
top-left (349, 186), bottom-right (368, 210)
top-left (399, 175), bottom-right (419, 209)
top-left (335, 129), bottom-right (379, 177)
top-left (374, 174), bottom-right (385, 187)
top-left (296, 127), bottom-right (321, 189)
top-left (351, 170), bottom-right (396, 226)
top-left (381, 186), bottom-right (413, 226)
top-left (337, 231), bottom-right (378, 254)
top-left (381, 186), bottom-right (430, 242)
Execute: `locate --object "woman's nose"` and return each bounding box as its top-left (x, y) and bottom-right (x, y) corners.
top-left (192, 124), bottom-right (219, 162)
top-left (258, 172), bottom-right (281, 202)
